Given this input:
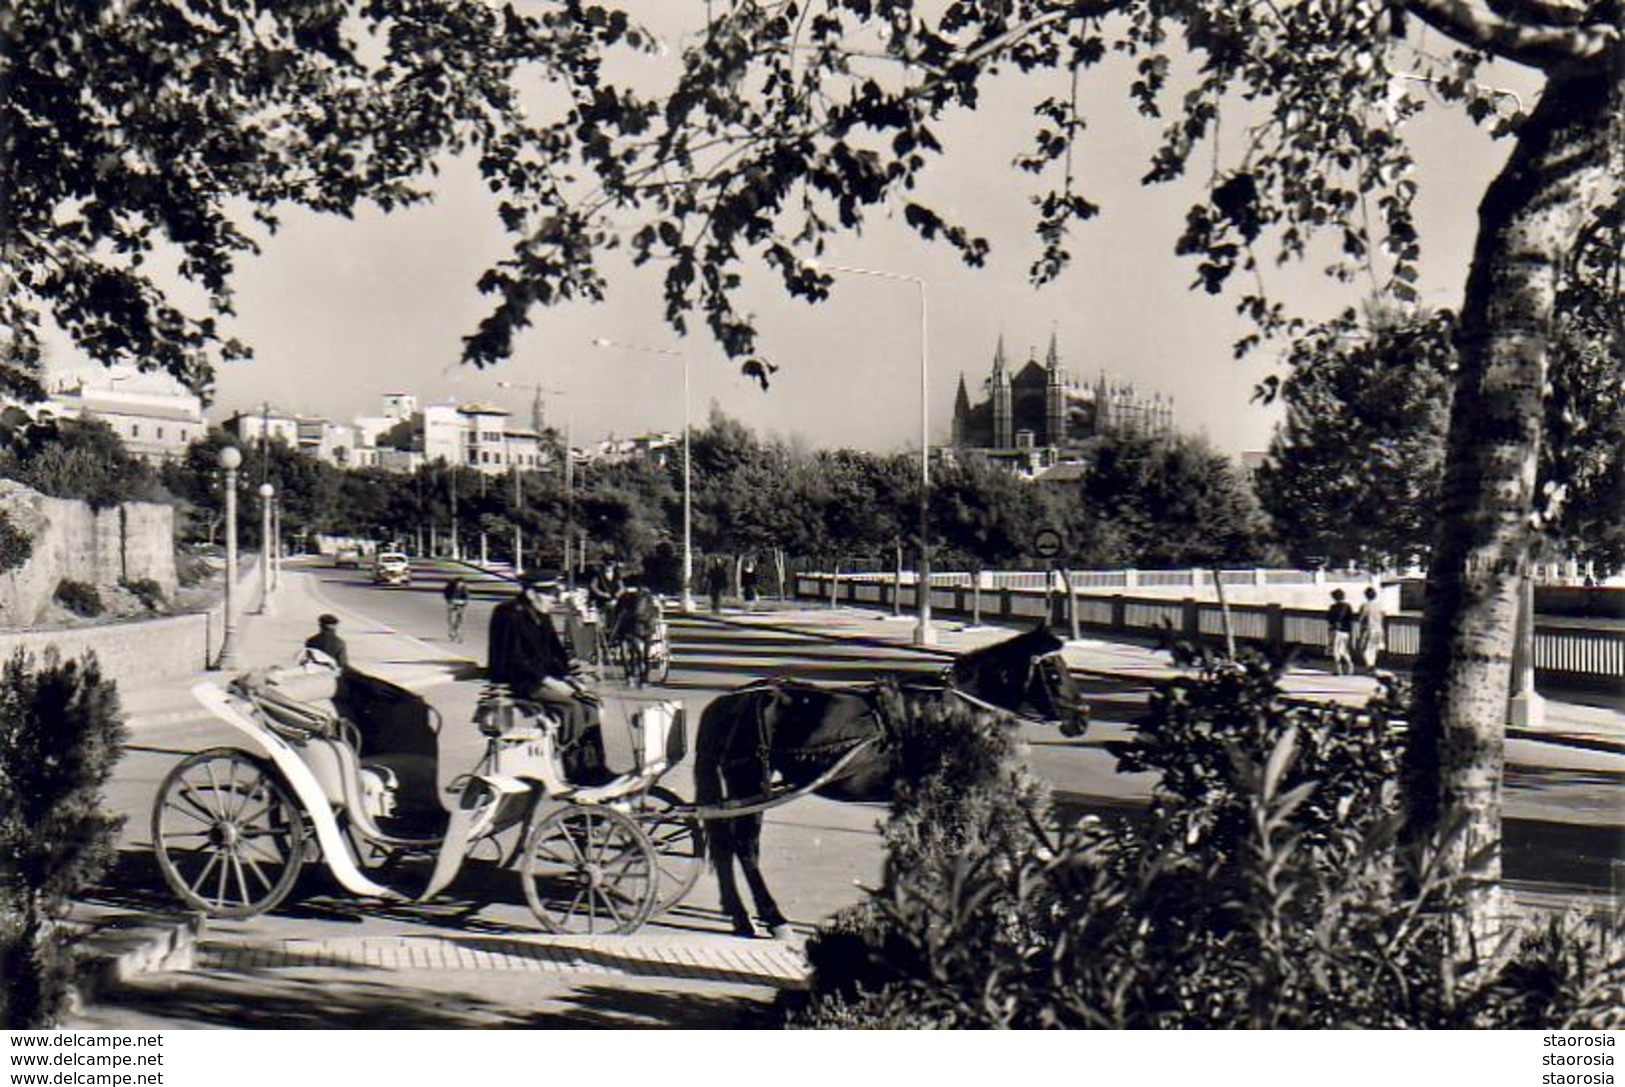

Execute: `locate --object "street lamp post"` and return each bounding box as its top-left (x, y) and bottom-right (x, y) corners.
top-left (810, 261), bottom-right (935, 646)
top-left (256, 482), bottom-right (276, 615)
top-left (271, 499), bottom-right (282, 590)
top-left (590, 338), bottom-right (695, 614)
top-left (214, 446), bottom-right (243, 669)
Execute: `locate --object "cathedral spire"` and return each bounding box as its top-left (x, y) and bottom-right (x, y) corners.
top-left (991, 333), bottom-right (1008, 380)
top-left (1046, 325), bottom-right (1060, 371)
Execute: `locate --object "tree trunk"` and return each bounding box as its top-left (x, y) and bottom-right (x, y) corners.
top-left (1404, 69), bottom-right (1621, 918)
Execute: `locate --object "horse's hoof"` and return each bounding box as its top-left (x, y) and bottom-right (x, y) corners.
top-left (731, 922), bottom-right (758, 939)
top-left (768, 923), bottom-right (794, 941)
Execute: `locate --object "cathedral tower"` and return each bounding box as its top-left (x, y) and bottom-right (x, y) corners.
top-left (990, 334), bottom-right (1013, 449)
top-left (1044, 328), bottom-right (1065, 447)
top-left (952, 373), bottom-right (972, 447)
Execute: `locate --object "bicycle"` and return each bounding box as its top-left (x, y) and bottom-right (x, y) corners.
top-left (447, 601), bottom-right (468, 642)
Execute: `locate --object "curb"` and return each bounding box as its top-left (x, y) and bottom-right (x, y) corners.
top-left (71, 911), bottom-right (204, 1009)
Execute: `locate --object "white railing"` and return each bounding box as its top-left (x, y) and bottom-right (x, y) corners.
top-left (792, 572), bottom-right (1622, 684)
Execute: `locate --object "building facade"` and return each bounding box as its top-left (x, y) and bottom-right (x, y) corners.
top-left (39, 366), bottom-right (206, 463)
top-left (951, 332), bottom-right (1174, 469)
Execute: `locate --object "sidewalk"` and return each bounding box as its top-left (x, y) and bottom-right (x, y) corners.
top-left (702, 603), bottom-right (1625, 754)
top-left (114, 561), bottom-right (477, 730)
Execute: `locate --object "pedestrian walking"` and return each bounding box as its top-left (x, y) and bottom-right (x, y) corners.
top-left (442, 576), bottom-right (470, 642)
top-left (1326, 589), bottom-right (1356, 676)
top-left (303, 613), bottom-right (349, 670)
top-left (741, 555), bottom-right (759, 611)
top-left (705, 556), bottom-right (728, 613)
top-left (1354, 585), bottom-right (1386, 672)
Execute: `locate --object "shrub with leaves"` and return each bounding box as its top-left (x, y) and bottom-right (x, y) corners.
top-left (118, 578), bottom-right (165, 612)
top-left (0, 511), bottom-right (32, 575)
top-left (0, 651), bottom-right (127, 1028)
top-left (1108, 649), bottom-right (1407, 863)
top-left (785, 657), bottom-right (1624, 1029)
top-left (797, 687), bottom-right (1051, 1011)
top-left (53, 579), bottom-right (103, 619)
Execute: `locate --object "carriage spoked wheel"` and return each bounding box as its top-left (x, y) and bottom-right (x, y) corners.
top-left (151, 748), bottom-right (307, 919)
top-left (631, 785), bottom-right (704, 915)
top-left (520, 805), bottom-right (659, 935)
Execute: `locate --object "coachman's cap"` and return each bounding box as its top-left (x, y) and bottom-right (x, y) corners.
top-left (318, 614), bottom-right (340, 627)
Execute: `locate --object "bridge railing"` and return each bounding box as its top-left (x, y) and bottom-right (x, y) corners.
top-left (792, 572), bottom-right (1623, 691)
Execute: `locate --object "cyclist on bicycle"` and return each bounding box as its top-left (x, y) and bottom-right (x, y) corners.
top-left (443, 576), bottom-right (470, 642)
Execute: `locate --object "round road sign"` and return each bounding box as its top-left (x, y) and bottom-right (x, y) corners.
top-left (1033, 527), bottom-right (1064, 559)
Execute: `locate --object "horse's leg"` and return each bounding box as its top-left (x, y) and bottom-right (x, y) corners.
top-left (704, 818), bottom-right (755, 937)
top-left (733, 812), bottom-right (791, 939)
top-left (694, 735), bottom-right (755, 937)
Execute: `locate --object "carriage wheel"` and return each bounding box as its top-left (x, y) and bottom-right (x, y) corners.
top-left (151, 748), bottom-right (307, 919)
top-left (520, 805), bottom-right (659, 935)
top-left (633, 786), bottom-right (703, 915)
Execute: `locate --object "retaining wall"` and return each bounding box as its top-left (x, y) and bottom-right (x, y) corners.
top-left (0, 554), bottom-right (260, 689)
top-left (0, 481), bottom-right (179, 624)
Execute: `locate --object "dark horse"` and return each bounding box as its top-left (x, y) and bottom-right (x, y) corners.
top-left (692, 622), bottom-right (1088, 938)
top-left (605, 586), bottom-right (663, 686)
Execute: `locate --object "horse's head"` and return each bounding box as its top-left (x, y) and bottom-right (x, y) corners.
top-left (949, 622), bottom-right (1088, 737)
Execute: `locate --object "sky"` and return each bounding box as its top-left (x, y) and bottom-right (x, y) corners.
top-left (47, 9), bottom-right (1535, 460)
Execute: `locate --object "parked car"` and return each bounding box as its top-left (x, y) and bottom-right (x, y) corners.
top-left (373, 552), bottom-right (411, 586)
top-left (333, 547), bottom-right (363, 569)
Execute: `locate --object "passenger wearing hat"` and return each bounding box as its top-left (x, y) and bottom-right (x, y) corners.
top-left (304, 613), bottom-right (350, 670)
top-left (487, 573), bottom-right (610, 785)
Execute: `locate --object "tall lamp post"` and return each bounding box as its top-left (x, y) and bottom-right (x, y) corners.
top-left (810, 261), bottom-right (935, 646)
top-left (271, 498), bottom-right (282, 590)
top-left (591, 338), bottom-right (695, 614)
top-left (214, 446), bottom-right (243, 669)
top-left (256, 482), bottom-right (276, 614)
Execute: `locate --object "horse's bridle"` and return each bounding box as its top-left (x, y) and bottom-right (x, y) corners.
top-left (940, 649), bottom-right (1071, 724)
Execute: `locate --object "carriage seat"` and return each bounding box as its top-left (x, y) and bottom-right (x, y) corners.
top-left (233, 668), bottom-right (341, 739)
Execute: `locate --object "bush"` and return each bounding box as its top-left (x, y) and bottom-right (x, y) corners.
top-left (53, 580), bottom-right (103, 618)
top-left (783, 654), bottom-right (1625, 1029)
top-left (0, 417), bottom-right (166, 510)
top-left (1107, 648), bottom-right (1407, 863)
top-left (0, 511), bottom-right (32, 575)
top-left (118, 577), bottom-right (165, 612)
top-left (0, 650), bottom-right (127, 1028)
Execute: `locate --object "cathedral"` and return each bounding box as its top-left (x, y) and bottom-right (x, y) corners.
top-left (951, 332), bottom-right (1174, 470)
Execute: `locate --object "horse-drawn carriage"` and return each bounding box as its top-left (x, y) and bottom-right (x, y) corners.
top-left (152, 654), bottom-right (703, 934)
top-left (598, 588), bottom-right (670, 687)
top-left (544, 588), bottom-right (670, 688)
top-left (153, 623), bottom-right (1087, 939)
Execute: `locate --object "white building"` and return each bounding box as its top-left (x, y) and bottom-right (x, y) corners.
top-left (39, 365), bottom-right (206, 463)
top-left (224, 408), bottom-right (301, 448)
top-left (579, 431), bottom-right (680, 467)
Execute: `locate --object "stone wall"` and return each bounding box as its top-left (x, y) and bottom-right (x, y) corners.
top-left (0, 480), bottom-right (178, 626)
